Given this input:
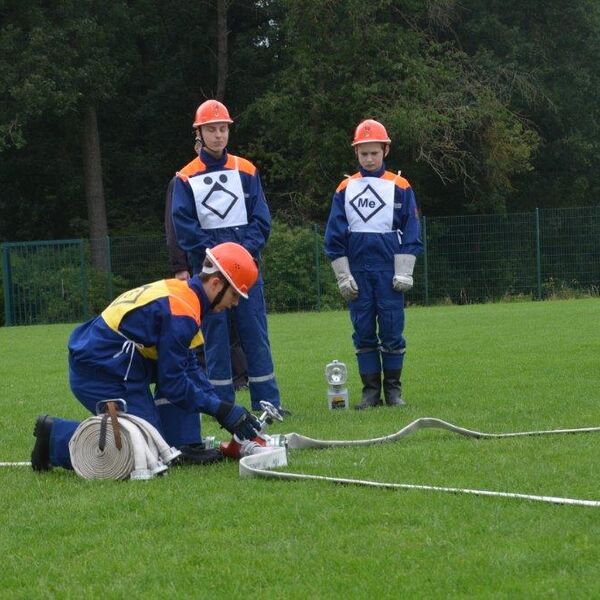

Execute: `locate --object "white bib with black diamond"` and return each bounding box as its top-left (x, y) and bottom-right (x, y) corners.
top-left (345, 177), bottom-right (395, 233)
top-left (189, 169), bottom-right (248, 229)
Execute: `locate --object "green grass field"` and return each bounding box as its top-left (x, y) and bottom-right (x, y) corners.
top-left (1, 298), bottom-right (599, 598)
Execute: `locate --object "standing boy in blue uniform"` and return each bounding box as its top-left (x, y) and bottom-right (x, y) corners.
top-left (325, 119), bottom-right (423, 409)
top-left (165, 176), bottom-right (249, 390)
top-left (31, 243), bottom-right (263, 471)
top-left (171, 99), bottom-right (282, 412)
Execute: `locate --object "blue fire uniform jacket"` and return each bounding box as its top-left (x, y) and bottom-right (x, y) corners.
top-left (49, 277), bottom-right (224, 469)
top-left (68, 277), bottom-right (221, 414)
top-left (170, 148), bottom-right (280, 409)
top-left (171, 148), bottom-right (271, 268)
top-left (324, 164), bottom-right (423, 374)
top-left (325, 164), bottom-right (422, 268)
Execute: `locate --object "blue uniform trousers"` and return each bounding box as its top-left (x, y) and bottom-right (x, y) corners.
top-left (202, 282), bottom-right (280, 410)
top-left (349, 270), bottom-right (406, 375)
top-left (49, 359), bottom-right (201, 469)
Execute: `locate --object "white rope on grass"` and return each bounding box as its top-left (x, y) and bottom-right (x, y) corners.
top-left (239, 417), bottom-right (600, 508)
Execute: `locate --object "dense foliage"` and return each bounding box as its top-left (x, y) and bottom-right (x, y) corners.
top-left (1, 0), bottom-right (600, 243)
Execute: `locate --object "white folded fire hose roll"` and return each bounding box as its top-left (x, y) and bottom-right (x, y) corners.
top-left (69, 413), bottom-right (181, 480)
top-left (239, 417), bottom-right (600, 508)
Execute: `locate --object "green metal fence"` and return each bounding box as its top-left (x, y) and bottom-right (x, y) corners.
top-left (2, 206), bottom-right (599, 326)
top-left (415, 206), bottom-right (600, 304)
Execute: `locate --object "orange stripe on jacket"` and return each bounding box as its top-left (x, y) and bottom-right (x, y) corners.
top-left (176, 157), bottom-right (206, 182)
top-left (224, 154), bottom-right (256, 176)
top-left (336, 171), bottom-right (411, 192)
top-left (165, 279), bottom-right (202, 324)
top-left (336, 173), bottom-right (362, 193)
top-left (176, 154), bottom-right (256, 182)
top-left (381, 171), bottom-right (411, 189)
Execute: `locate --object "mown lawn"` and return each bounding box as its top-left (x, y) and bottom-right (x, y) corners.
top-left (0, 298), bottom-right (599, 598)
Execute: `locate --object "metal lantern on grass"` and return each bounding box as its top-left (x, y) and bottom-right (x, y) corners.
top-left (325, 360), bottom-right (349, 409)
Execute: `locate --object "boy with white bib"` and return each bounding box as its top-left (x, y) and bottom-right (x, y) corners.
top-left (171, 100), bottom-right (282, 413)
top-left (325, 119), bottom-right (423, 409)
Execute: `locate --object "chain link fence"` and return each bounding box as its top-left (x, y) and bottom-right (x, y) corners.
top-left (2, 206), bottom-right (599, 326)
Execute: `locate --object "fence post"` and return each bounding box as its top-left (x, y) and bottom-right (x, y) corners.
top-left (314, 224), bottom-right (321, 311)
top-left (2, 244), bottom-right (13, 326)
top-left (535, 208), bottom-right (542, 300)
top-left (422, 216), bottom-right (429, 305)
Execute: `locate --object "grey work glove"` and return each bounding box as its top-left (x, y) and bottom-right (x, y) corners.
top-left (331, 256), bottom-right (359, 301)
top-left (393, 254), bottom-right (416, 292)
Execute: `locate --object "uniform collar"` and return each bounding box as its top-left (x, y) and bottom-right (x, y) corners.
top-left (199, 147), bottom-right (228, 169)
top-left (358, 162), bottom-right (386, 178)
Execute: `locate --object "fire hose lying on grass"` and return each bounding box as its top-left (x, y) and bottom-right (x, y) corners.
top-left (239, 411), bottom-right (600, 508)
top-left (2, 402), bottom-right (600, 506)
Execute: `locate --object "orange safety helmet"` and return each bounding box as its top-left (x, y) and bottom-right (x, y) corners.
top-left (204, 242), bottom-right (258, 298)
top-left (351, 119), bottom-right (391, 146)
top-left (193, 100), bottom-right (234, 127)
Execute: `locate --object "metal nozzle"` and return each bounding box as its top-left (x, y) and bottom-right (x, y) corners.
top-left (258, 400), bottom-right (284, 426)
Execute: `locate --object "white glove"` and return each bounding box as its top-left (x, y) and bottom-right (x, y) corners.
top-left (393, 254), bottom-right (416, 292)
top-left (331, 257), bottom-right (359, 301)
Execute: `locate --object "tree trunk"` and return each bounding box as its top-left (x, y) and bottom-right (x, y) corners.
top-left (215, 0), bottom-right (229, 101)
top-left (81, 104), bottom-right (109, 271)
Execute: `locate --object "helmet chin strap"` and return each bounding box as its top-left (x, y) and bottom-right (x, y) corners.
top-left (194, 129), bottom-right (203, 155)
top-left (210, 279), bottom-right (230, 310)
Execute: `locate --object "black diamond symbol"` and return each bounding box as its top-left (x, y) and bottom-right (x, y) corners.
top-left (201, 182), bottom-right (239, 219)
top-left (349, 184), bottom-right (385, 222)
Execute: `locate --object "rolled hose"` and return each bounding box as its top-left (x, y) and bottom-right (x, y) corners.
top-left (69, 413), bottom-right (181, 480)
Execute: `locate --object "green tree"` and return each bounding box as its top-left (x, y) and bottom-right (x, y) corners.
top-left (2, 0), bottom-right (600, 249)
top-left (450, 0), bottom-right (600, 210)
top-left (0, 0), bottom-right (135, 267)
top-left (239, 0), bottom-right (539, 220)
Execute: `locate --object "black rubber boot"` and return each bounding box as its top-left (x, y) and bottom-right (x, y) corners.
top-left (31, 415), bottom-right (54, 471)
top-left (354, 373), bottom-right (383, 410)
top-left (383, 369), bottom-right (406, 407)
top-left (175, 442), bottom-right (224, 466)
